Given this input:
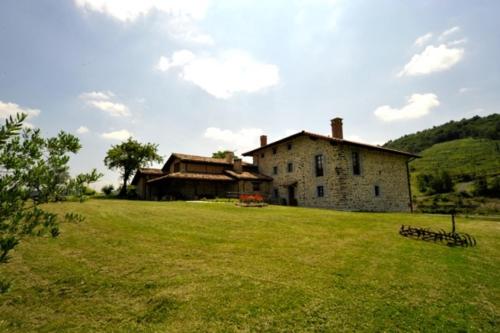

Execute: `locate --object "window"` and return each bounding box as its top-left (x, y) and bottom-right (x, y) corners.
top-left (260, 153), bottom-right (265, 158)
top-left (252, 182), bottom-right (261, 192)
top-left (287, 162), bottom-right (293, 172)
top-left (273, 188), bottom-right (279, 198)
top-left (173, 162), bottom-right (180, 172)
top-left (272, 147), bottom-right (277, 154)
top-left (374, 185), bottom-right (380, 197)
top-left (352, 151), bottom-right (361, 175)
top-left (315, 154), bottom-right (324, 177)
top-left (287, 143), bottom-right (292, 150)
top-left (317, 186), bottom-right (324, 197)
top-left (273, 166), bottom-right (278, 175)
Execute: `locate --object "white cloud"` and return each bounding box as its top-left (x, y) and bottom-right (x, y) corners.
top-left (459, 87), bottom-right (472, 94)
top-left (156, 50), bottom-right (195, 71)
top-left (79, 91), bottom-right (114, 100)
top-left (204, 127), bottom-right (264, 154)
top-left (439, 26), bottom-right (460, 40)
top-left (158, 49), bottom-right (280, 99)
top-left (0, 100), bottom-right (41, 128)
top-left (0, 100), bottom-right (41, 120)
top-left (74, 0), bottom-right (210, 21)
top-left (374, 93), bottom-right (440, 122)
top-left (89, 101), bottom-right (130, 117)
top-left (74, 0), bottom-right (213, 44)
top-left (76, 126), bottom-right (89, 134)
top-left (414, 32), bottom-right (433, 47)
top-left (166, 16), bottom-right (214, 45)
top-left (447, 38), bottom-right (467, 46)
top-left (101, 129), bottom-right (133, 140)
top-left (398, 44), bottom-right (464, 77)
top-left (80, 91), bottom-right (131, 117)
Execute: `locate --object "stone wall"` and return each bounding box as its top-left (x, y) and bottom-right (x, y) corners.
top-left (252, 135), bottom-right (411, 212)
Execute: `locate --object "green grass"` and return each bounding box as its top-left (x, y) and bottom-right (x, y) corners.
top-left (1, 200), bottom-right (499, 332)
top-left (410, 138), bottom-right (500, 180)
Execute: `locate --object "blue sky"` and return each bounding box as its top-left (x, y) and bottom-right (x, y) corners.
top-left (1, 0), bottom-right (499, 188)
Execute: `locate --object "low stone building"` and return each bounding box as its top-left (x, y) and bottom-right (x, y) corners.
top-left (132, 118), bottom-right (418, 212)
top-left (242, 118), bottom-right (419, 212)
top-left (131, 152), bottom-right (272, 200)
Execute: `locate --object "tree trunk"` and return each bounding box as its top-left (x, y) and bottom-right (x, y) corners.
top-left (119, 178), bottom-right (127, 197)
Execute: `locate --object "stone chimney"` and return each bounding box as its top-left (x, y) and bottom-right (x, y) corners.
top-left (233, 158), bottom-right (242, 173)
top-left (260, 135), bottom-right (268, 147)
top-left (331, 117), bottom-right (343, 139)
top-left (225, 151), bottom-right (234, 164)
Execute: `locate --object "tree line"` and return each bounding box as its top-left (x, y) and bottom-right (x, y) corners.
top-left (384, 113), bottom-right (500, 153)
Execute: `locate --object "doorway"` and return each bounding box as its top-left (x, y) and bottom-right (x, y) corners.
top-left (288, 185), bottom-right (297, 206)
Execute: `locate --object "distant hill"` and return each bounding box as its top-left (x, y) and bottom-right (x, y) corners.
top-left (410, 138), bottom-right (500, 181)
top-left (384, 113), bottom-right (500, 153)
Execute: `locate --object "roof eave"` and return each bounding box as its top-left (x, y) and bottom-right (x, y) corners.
top-left (242, 131), bottom-right (420, 158)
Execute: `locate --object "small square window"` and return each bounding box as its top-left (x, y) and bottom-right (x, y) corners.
top-left (272, 147), bottom-right (277, 154)
top-left (273, 166), bottom-right (278, 175)
top-left (260, 153), bottom-right (265, 158)
top-left (317, 186), bottom-right (324, 197)
top-left (287, 162), bottom-right (293, 172)
top-left (287, 143), bottom-right (292, 150)
top-left (374, 185), bottom-right (380, 197)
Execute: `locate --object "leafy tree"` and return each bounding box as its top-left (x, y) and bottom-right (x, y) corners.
top-left (0, 114), bottom-right (101, 291)
top-left (430, 170), bottom-right (454, 194)
top-left (104, 138), bottom-right (163, 197)
top-left (489, 176), bottom-right (500, 198)
top-left (473, 176), bottom-right (488, 196)
top-left (101, 184), bottom-right (115, 196)
top-left (212, 150), bottom-right (233, 159)
top-left (417, 171), bottom-right (454, 194)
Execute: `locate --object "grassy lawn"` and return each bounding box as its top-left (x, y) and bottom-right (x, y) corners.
top-left (1, 200), bottom-right (499, 332)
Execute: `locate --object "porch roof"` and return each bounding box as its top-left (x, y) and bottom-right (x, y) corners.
top-left (147, 172), bottom-right (235, 183)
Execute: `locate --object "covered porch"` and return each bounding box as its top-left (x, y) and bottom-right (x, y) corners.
top-left (146, 172), bottom-right (237, 200)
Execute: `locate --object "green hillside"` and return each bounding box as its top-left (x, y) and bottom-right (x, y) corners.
top-left (382, 114), bottom-right (500, 213)
top-left (0, 200), bottom-right (498, 332)
top-left (410, 138), bottom-right (500, 180)
top-left (384, 113), bottom-right (500, 153)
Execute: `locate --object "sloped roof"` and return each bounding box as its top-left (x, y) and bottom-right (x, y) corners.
top-left (131, 168), bottom-right (165, 185)
top-left (148, 172), bottom-right (234, 183)
top-left (242, 131), bottom-right (420, 158)
top-left (224, 170), bottom-right (273, 181)
top-left (171, 153), bottom-right (231, 165)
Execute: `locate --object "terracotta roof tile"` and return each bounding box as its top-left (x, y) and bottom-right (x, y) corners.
top-left (224, 170), bottom-right (273, 181)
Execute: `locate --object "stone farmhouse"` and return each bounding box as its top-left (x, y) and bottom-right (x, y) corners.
top-left (132, 118), bottom-right (419, 212)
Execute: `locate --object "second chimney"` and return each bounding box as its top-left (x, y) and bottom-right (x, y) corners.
top-left (331, 118), bottom-right (343, 139)
top-left (260, 135), bottom-right (268, 147)
top-left (233, 158), bottom-right (242, 173)
top-left (225, 151), bottom-right (235, 164)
